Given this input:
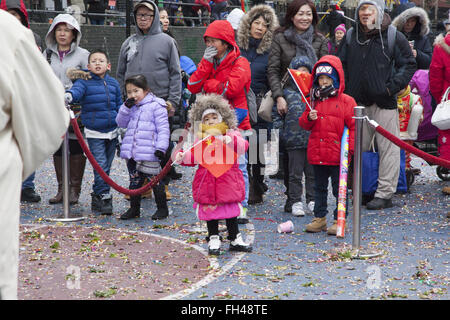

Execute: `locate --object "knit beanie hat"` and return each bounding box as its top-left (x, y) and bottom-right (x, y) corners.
top-left (227, 8), bottom-right (245, 30)
top-left (314, 62), bottom-right (340, 89)
top-left (335, 23), bottom-right (346, 34)
top-left (202, 108), bottom-right (223, 123)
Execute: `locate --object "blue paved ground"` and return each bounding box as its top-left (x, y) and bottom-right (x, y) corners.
top-left (20, 154), bottom-right (449, 300)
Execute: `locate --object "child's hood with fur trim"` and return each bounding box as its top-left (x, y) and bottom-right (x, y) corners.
top-left (188, 94), bottom-right (237, 130)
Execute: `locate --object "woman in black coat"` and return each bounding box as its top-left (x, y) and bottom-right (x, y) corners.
top-left (237, 4), bottom-right (279, 204)
top-left (392, 4), bottom-right (433, 70)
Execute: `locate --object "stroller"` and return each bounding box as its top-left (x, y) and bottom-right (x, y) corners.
top-left (410, 70), bottom-right (450, 183)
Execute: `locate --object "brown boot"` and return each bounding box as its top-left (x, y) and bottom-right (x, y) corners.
top-left (141, 178), bottom-right (153, 199)
top-left (305, 217), bottom-right (327, 233)
top-left (49, 155), bottom-right (63, 204)
top-left (165, 185), bottom-right (172, 201)
top-left (327, 220), bottom-right (348, 236)
top-left (443, 186), bottom-right (450, 195)
top-left (69, 154), bottom-right (86, 204)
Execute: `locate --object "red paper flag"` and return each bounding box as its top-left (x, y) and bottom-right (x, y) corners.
top-left (191, 135), bottom-right (238, 178)
top-left (288, 69), bottom-right (313, 109)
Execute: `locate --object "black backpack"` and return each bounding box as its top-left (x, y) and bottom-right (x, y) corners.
top-left (346, 24), bottom-right (397, 60)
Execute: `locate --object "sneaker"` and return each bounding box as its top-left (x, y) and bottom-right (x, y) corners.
top-left (208, 235), bottom-right (221, 255)
top-left (292, 202), bottom-right (305, 216)
top-left (229, 233), bottom-right (252, 252)
top-left (366, 197), bottom-right (393, 210)
top-left (21, 188), bottom-right (41, 203)
top-left (306, 201), bottom-right (315, 214)
top-left (305, 217), bottom-right (327, 233)
top-left (237, 207), bottom-right (249, 224)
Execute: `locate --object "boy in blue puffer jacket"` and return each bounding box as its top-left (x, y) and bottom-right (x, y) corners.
top-left (65, 49), bottom-right (123, 215)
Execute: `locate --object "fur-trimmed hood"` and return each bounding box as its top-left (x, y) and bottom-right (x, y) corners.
top-left (237, 4), bottom-right (279, 54)
top-left (188, 94), bottom-right (237, 131)
top-left (391, 6), bottom-right (430, 37)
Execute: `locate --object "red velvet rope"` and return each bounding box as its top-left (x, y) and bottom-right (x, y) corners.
top-left (70, 117), bottom-right (189, 196)
top-left (374, 125), bottom-right (450, 169)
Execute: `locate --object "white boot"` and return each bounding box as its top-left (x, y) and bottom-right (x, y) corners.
top-left (230, 233), bottom-right (252, 252)
top-left (208, 235), bottom-right (221, 255)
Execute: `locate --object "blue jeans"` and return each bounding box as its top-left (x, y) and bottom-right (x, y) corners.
top-left (22, 172), bottom-right (35, 190)
top-left (87, 138), bottom-right (117, 195)
top-left (313, 165), bottom-right (348, 220)
top-left (89, 18), bottom-right (105, 25)
top-left (238, 152), bottom-right (249, 208)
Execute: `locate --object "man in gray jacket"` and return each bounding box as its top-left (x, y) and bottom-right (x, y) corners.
top-left (117, 0), bottom-right (181, 114)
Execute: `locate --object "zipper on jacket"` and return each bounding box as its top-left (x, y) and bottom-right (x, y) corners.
top-left (104, 79), bottom-right (111, 129)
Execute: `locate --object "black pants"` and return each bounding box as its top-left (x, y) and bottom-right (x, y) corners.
top-left (206, 217), bottom-right (239, 241)
top-left (313, 165), bottom-right (348, 220)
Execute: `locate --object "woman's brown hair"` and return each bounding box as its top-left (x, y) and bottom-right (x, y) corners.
top-left (277, 0), bottom-right (319, 33)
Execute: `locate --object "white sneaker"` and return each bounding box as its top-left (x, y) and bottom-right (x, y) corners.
top-left (208, 235), bottom-right (221, 255)
top-left (292, 202), bottom-right (305, 216)
top-left (307, 201), bottom-right (315, 214)
top-left (230, 233), bottom-right (252, 252)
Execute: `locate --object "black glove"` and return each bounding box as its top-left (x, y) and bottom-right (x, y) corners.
top-left (124, 98), bottom-right (136, 108)
top-left (154, 150), bottom-right (165, 161)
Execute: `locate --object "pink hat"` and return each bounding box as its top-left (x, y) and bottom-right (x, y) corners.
top-left (334, 24), bottom-right (346, 34)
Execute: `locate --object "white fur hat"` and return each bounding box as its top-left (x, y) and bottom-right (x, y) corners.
top-left (227, 8), bottom-right (245, 30)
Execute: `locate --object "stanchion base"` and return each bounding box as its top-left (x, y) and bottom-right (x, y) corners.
top-left (46, 213), bottom-right (85, 222)
top-left (351, 248), bottom-right (383, 259)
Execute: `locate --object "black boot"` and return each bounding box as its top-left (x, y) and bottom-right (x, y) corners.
top-left (152, 184), bottom-right (169, 220)
top-left (91, 193), bottom-right (113, 215)
top-left (91, 193), bottom-right (102, 212)
top-left (21, 188), bottom-right (41, 203)
top-left (248, 177), bottom-right (263, 205)
top-left (120, 195), bottom-right (141, 220)
top-left (169, 166), bottom-right (182, 180)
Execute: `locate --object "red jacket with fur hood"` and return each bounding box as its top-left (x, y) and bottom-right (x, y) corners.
top-left (188, 20), bottom-right (252, 130)
top-left (299, 55), bottom-right (356, 166)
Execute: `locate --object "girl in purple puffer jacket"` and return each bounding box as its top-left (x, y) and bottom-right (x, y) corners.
top-left (116, 74), bottom-right (170, 220)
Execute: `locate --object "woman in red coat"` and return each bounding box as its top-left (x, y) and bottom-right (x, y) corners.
top-left (429, 33), bottom-right (450, 195)
top-left (429, 34), bottom-right (450, 104)
top-left (187, 20), bottom-right (252, 131)
top-left (188, 19), bottom-right (252, 223)
top-left (299, 55), bottom-right (356, 235)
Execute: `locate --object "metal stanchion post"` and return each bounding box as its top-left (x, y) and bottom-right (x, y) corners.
top-left (47, 113), bottom-right (84, 222)
top-left (352, 106), bottom-right (382, 259)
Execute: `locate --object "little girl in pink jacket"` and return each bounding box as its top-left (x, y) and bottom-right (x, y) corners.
top-left (174, 94), bottom-right (252, 255)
